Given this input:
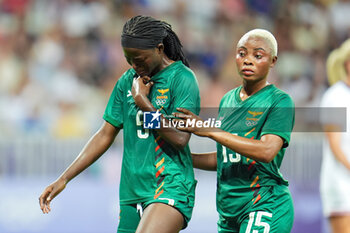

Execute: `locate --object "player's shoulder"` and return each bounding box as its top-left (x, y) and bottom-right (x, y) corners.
top-left (172, 61), bottom-right (196, 80)
top-left (321, 81), bottom-right (346, 106)
top-left (323, 81), bottom-right (346, 97)
top-left (119, 68), bottom-right (136, 82)
top-left (170, 62), bottom-right (199, 91)
top-left (268, 85), bottom-right (294, 105)
top-left (112, 69), bottom-right (136, 90)
top-left (219, 87), bottom-right (239, 107)
top-left (268, 85), bottom-right (291, 98)
top-left (223, 86), bottom-right (240, 100)
top-left (223, 88), bottom-right (236, 99)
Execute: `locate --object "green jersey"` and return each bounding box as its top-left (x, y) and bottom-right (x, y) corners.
top-left (103, 61), bottom-right (200, 205)
top-left (216, 84), bottom-right (294, 218)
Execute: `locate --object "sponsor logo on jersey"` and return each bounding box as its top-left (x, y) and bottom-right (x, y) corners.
top-left (144, 111), bottom-right (161, 129)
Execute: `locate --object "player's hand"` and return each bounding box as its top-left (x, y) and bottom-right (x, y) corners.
top-left (173, 108), bottom-right (211, 137)
top-left (39, 178), bottom-right (67, 214)
top-left (132, 76), bottom-right (154, 98)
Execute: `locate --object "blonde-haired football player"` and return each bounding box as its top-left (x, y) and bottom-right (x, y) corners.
top-left (320, 39), bottom-right (350, 233)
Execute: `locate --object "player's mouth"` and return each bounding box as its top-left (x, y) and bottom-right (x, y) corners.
top-left (241, 69), bottom-right (254, 76)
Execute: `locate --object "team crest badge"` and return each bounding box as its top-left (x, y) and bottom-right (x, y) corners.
top-left (245, 111), bottom-right (263, 126)
top-left (156, 89), bottom-right (169, 106)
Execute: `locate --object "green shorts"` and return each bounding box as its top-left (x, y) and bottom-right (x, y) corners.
top-left (117, 194), bottom-right (195, 233)
top-left (218, 185), bottom-right (294, 233)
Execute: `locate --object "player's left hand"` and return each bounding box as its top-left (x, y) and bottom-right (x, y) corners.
top-left (132, 76), bottom-right (154, 98)
top-left (173, 108), bottom-right (211, 137)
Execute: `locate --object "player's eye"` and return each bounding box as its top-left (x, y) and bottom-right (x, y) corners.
top-left (239, 51), bottom-right (245, 57)
top-left (255, 54), bottom-right (262, 59)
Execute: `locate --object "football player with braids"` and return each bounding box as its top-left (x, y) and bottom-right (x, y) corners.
top-left (39, 15), bottom-right (200, 233)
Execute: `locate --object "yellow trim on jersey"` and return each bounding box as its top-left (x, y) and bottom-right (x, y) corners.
top-left (156, 157), bottom-right (165, 168)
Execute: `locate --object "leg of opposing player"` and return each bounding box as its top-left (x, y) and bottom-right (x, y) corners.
top-left (329, 215), bottom-right (350, 233)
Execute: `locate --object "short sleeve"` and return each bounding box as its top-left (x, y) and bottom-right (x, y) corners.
top-left (261, 95), bottom-right (295, 148)
top-left (171, 69), bottom-right (201, 115)
top-left (103, 75), bottom-right (127, 128)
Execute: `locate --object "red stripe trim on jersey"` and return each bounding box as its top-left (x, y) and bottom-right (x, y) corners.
top-left (156, 166), bottom-right (165, 178)
top-left (155, 140), bottom-right (165, 152)
top-left (155, 181), bottom-right (164, 194)
top-left (154, 189), bottom-right (164, 199)
top-left (155, 136), bottom-right (161, 142)
top-left (250, 176), bottom-right (259, 187)
top-left (244, 127), bottom-right (256, 137)
top-left (248, 161), bottom-right (256, 171)
top-left (253, 185), bottom-right (261, 197)
top-left (253, 194), bottom-right (261, 205)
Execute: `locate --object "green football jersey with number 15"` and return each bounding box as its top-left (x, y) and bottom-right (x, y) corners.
top-left (216, 84), bottom-right (294, 218)
top-left (103, 61), bottom-right (200, 218)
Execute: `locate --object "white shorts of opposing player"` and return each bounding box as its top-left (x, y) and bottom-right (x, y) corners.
top-left (320, 145), bottom-right (350, 217)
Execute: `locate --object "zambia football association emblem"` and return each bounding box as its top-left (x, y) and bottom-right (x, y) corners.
top-left (156, 89), bottom-right (169, 106)
top-left (245, 110), bottom-right (263, 126)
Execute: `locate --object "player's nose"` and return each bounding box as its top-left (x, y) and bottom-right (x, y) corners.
top-left (243, 57), bottom-right (253, 65)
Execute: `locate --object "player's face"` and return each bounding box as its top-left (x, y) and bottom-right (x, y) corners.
top-left (123, 46), bottom-right (162, 77)
top-left (236, 36), bottom-right (277, 83)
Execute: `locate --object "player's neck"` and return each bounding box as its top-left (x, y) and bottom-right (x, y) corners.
top-left (241, 80), bottom-right (269, 97)
top-left (161, 56), bottom-right (174, 70)
top-left (344, 75), bottom-right (350, 87)
top-left (150, 56), bottom-right (174, 77)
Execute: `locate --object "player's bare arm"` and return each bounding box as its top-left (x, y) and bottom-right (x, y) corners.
top-left (175, 108), bottom-right (283, 163)
top-left (132, 76), bottom-right (191, 150)
top-left (192, 152), bottom-right (217, 171)
top-left (39, 121), bottom-right (120, 213)
top-left (325, 128), bottom-right (350, 171)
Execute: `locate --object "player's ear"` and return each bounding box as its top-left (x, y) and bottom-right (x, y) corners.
top-left (270, 56), bottom-right (277, 68)
top-left (156, 43), bottom-right (164, 54)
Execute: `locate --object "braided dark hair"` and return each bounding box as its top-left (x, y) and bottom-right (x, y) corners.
top-left (121, 15), bottom-right (189, 67)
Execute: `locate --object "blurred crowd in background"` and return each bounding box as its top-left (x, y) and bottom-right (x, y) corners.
top-left (1, 0), bottom-right (350, 139)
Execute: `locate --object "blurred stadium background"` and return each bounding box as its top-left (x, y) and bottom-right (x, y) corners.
top-left (1, 0), bottom-right (349, 232)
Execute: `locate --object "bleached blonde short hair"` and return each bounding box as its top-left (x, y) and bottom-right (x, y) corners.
top-left (238, 29), bottom-right (278, 57)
